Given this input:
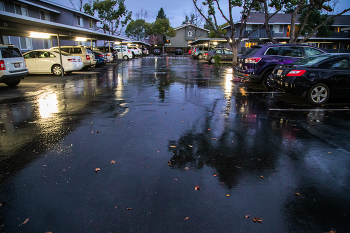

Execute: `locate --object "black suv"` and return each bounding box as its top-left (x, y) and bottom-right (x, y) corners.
top-left (238, 44), bottom-right (326, 89)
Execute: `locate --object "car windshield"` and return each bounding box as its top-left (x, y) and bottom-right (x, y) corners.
top-left (242, 46), bottom-right (261, 56)
top-left (51, 50), bottom-right (71, 56)
top-left (1, 47), bottom-right (22, 58)
top-left (291, 54), bottom-right (332, 66)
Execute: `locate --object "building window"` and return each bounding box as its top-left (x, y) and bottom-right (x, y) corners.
top-left (188, 31), bottom-right (193, 37)
top-left (43, 39), bottom-right (51, 49)
top-left (246, 24), bottom-right (252, 31)
top-left (40, 10), bottom-right (50, 21)
top-left (2, 36), bottom-right (10, 44)
top-left (245, 42), bottom-right (257, 48)
top-left (77, 15), bottom-right (83, 27)
top-left (273, 25), bottom-right (284, 33)
top-left (19, 37), bottom-right (32, 50)
top-left (14, 3), bottom-right (28, 16)
top-left (0, 0), bottom-right (5, 11)
top-left (89, 19), bottom-right (94, 29)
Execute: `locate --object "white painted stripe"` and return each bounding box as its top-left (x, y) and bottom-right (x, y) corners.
top-left (269, 108), bottom-right (350, 111)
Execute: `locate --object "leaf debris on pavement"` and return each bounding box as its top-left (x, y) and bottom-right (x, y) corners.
top-left (294, 193), bottom-right (301, 197)
top-left (95, 168), bottom-right (101, 172)
top-left (244, 215), bottom-right (250, 218)
top-left (253, 217), bottom-right (263, 223)
top-left (19, 218), bottom-right (29, 226)
top-left (111, 160), bottom-right (116, 164)
top-left (195, 185), bottom-right (201, 190)
top-left (184, 217), bottom-right (189, 220)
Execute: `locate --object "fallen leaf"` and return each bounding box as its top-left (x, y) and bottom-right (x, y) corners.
top-left (253, 217), bottom-right (263, 223)
top-left (95, 168), bottom-right (101, 172)
top-left (212, 138), bottom-right (217, 140)
top-left (127, 208), bottom-right (131, 210)
top-left (96, 131), bottom-right (99, 133)
top-left (226, 194), bottom-right (230, 197)
top-left (244, 215), bottom-right (250, 218)
top-left (184, 167), bottom-right (190, 170)
top-left (195, 185), bottom-right (201, 190)
top-left (182, 108), bottom-right (185, 110)
top-left (175, 179), bottom-right (177, 181)
top-left (184, 217), bottom-right (189, 220)
top-left (260, 176), bottom-right (264, 179)
top-left (207, 128), bottom-right (210, 131)
top-left (20, 218), bottom-right (29, 226)
top-left (213, 174), bottom-right (218, 177)
top-left (167, 161), bottom-right (171, 166)
top-left (111, 160), bottom-right (116, 164)
top-left (170, 145), bottom-right (176, 148)
top-left (235, 166), bottom-right (243, 169)
top-left (189, 145), bottom-right (193, 147)
top-left (294, 193), bottom-right (301, 197)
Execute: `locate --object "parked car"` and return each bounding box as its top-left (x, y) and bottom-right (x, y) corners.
top-left (143, 48), bottom-right (149, 56)
top-left (50, 45), bottom-right (96, 69)
top-left (115, 45), bottom-right (139, 58)
top-left (270, 53), bottom-right (350, 105)
top-left (174, 49), bottom-right (183, 55)
top-left (114, 47), bottom-right (133, 60)
top-left (92, 50), bottom-right (107, 67)
top-left (0, 44), bottom-right (28, 86)
top-left (154, 49), bottom-right (161, 55)
top-left (238, 44), bottom-right (326, 89)
top-left (192, 47), bottom-right (209, 60)
top-left (94, 46), bottom-right (117, 61)
top-left (206, 49), bottom-right (234, 63)
top-left (23, 49), bottom-right (83, 75)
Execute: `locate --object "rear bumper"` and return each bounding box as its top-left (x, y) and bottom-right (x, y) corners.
top-left (0, 70), bottom-right (28, 83)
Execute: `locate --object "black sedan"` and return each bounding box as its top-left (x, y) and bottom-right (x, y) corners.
top-left (205, 49), bottom-right (234, 63)
top-left (174, 49), bottom-right (183, 55)
top-left (270, 53), bottom-right (350, 105)
top-left (154, 49), bottom-right (161, 55)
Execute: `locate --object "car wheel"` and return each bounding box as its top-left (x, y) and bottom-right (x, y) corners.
top-left (262, 70), bottom-right (273, 90)
top-left (123, 55), bottom-right (129, 60)
top-left (198, 54), bottom-right (203, 60)
top-left (52, 64), bottom-right (63, 76)
top-left (210, 57), bottom-right (215, 64)
top-left (307, 83), bottom-right (330, 105)
top-left (5, 80), bottom-right (20, 87)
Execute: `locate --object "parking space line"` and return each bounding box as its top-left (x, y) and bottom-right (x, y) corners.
top-left (269, 108), bottom-right (350, 111)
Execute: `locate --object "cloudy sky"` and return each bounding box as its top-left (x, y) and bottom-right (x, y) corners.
top-left (51, 0), bottom-right (350, 29)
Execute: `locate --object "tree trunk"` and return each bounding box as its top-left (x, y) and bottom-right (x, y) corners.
top-left (230, 43), bottom-right (239, 67)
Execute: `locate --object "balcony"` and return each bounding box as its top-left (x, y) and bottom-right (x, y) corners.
top-left (328, 32), bottom-right (349, 38)
top-left (243, 30), bottom-right (274, 39)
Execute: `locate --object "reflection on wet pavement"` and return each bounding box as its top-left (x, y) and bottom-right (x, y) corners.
top-left (0, 57), bottom-right (350, 232)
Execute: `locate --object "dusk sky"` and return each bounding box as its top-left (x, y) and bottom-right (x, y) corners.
top-left (50, 0), bottom-right (350, 31)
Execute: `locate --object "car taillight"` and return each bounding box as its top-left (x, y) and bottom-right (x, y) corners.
top-left (99, 54), bottom-right (104, 57)
top-left (205, 53), bottom-right (208, 56)
top-left (86, 55), bottom-right (90, 60)
top-left (128, 50), bottom-right (130, 53)
top-left (0, 60), bottom-right (5, 70)
top-left (245, 57), bottom-right (261, 63)
top-left (67, 58), bottom-right (77, 62)
top-left (286, 70), bottom-right (306, 76)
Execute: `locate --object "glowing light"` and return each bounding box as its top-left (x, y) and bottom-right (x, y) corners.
top-left (213, 42), bottom-right (218, 45)
top-left (76, 37), bottom-right (87, 41)
top-left (30, 32), bottom-right (51, 38)
top-left (115, 42), bottom-right (121, 45)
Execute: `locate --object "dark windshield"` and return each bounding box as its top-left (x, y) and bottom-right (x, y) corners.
top-left (1, 48), bottom-right (22, 58)
top-left (242, 47), bottom-right (261, 56)
top-left (291, 54), bottom-right (332, 66)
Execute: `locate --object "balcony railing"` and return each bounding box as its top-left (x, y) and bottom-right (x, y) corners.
top-left (328, 32), bottom-right (349, 38)
top-left (243, 30), bottom-right (274, 39)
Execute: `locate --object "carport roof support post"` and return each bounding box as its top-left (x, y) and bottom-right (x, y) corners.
top-left (57, 33), bottom-right (64, 77)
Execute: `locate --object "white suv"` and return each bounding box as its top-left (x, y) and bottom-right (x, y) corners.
top-left (50, 45), bottom-right (96, 69)
top-left (0, 44), bottom-right (28, 86)
top-left (114, 46), bottom-right (133, 60)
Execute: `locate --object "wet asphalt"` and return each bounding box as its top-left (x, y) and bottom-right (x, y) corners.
top-left (0, 55), bottom-right (350, 233)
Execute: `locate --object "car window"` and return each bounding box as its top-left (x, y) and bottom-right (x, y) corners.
top-left (23, 51), bottom-right (37, 59)
top-left (265, 47), bottom-right (279, 55)
top-left (216, 49), bottom-right (224, 54)
top-left (292, 54), bottom-right (331, 66)
top-left (279, 46), bottom-right (302, 57)
top-left (327, 58), bottom-right (350, 70)
top-left (38, 51), bottom-right (55, 58)
top-left (72, 48), bottom-right (82, 54)
top-left (86, 48), bottom-right (93, 54)
top-left (242, 47), bottom-right (261, 56)
top-left (1, 47), bottom-right (22, 58)
top-left (224, 50), bottom-right (233, 55)
top-left (61, 48), bottom-right (70, 53)
top-left (303, 47), bottom-right (324, 57)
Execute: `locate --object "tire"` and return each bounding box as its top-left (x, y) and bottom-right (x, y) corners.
top-left (262, 70), bottom-right (273, 90)
top-left (123, 55), bottom-right (129, 60)
top-left (307, 83), bottom-right (330, 105)
top-left (197, 54), bottom-right (203, 60)
top-left (5, 80), bottom-right (20, 87)
top-left (210, 57), bottom-right (215, 64)
top-left (52, 64), bottom-right (63, 76)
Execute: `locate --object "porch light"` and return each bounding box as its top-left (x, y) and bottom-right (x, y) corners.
top-left (76, 37), bottom-right (87, 41)
top-left (213, 42), bottom-right (218, 45)
top-left (29, 32), bottom-right (51, 38)
top-left (115, 42), bottom-right (120, 45)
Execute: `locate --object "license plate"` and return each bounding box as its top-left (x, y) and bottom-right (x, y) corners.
top-left (14, 63), bottom-right (20, 68)
top-left (277, 70), bottom-right (283, 76)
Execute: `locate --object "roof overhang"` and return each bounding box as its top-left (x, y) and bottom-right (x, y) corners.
top-left (188, 38), bottom-right (228, 46)
top-left (119, 41), bottom-right (151, 46)
top-left (0, 11), bottom-right (123, 42)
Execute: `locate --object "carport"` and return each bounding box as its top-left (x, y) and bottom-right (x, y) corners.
top-left (118, 41), bottom-right (151, 49)
top-left (0, 10), bottom-right (124, 76)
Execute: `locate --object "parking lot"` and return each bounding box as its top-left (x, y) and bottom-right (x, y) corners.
top-left (1, 55), bottom-right (350, 233)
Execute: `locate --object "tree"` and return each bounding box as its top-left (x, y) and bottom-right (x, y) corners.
top-left (193, 0), bottom-right (277, 66)
top-left (83, 0), bottom-right (132, 35)
top-left (71, 0), bottom-right (92, 12)
top-left (125, 19), bottom-right (152, 41)
top-left (152, 18), bottom-right (176, 52)
top-left (156, 7), bottom-right (167, 20)
top-left (298, 9), bottom-right (333, 37)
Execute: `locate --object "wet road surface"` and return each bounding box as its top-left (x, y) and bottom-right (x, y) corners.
top-left (0, 56), bottom-right (350, 232)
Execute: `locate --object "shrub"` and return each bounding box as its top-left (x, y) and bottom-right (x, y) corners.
top-left (213, 55), bottom-right (221, 66)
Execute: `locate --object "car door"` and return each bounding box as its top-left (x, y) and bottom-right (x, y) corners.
top-left (215, 49), bottom-right (224, 60)
top-left (23, 51), bottom-right (38, 73)
top-left (321, 57), bottom-right (350, 97)
top-left (224, 49), bottom-right (233, 61)
top-left (35, 51), bottom-right (55, 73)
top-left (278, 46), bottom-right (303, 65)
